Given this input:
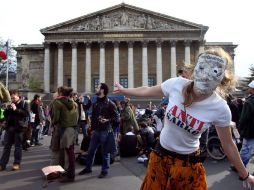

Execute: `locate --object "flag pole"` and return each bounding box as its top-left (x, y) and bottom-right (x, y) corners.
top-left (5, 40), bottom-right (9, 89)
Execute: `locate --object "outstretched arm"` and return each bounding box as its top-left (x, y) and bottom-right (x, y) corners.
top-left (113, 82), bottom-right (164, 97)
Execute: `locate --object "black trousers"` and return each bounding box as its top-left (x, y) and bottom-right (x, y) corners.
top-left (0, 127), bottom-right (24, 167)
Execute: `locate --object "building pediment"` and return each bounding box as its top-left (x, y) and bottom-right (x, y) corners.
top-left (41, 3), bottom-right (208, 34)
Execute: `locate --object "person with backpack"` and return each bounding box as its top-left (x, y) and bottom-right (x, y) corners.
top-left (51, 86), bottom-right (78, 183)
top-left (0, 90), bottom-right (29, 171)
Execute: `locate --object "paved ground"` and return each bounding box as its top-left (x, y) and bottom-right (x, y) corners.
top-left (0, 135), bottom-right (253, 190)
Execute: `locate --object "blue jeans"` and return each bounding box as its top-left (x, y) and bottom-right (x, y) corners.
top-left (31, 123), bottom-right (39, 145)
top-left (0, 127), bottom-right (24, 167)
top-left (86, 130), bottom-right (110, 173)
top-left (240, 138), bottom-right (254, 166)
top-left (79, 120), bottom-right (88, 138)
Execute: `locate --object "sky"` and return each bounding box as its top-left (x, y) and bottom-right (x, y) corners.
top-left (1, 0), bottom-right (253, 78)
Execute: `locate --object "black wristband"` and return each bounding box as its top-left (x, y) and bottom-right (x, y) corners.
top-left (239, 172), bottom-right (249, 181)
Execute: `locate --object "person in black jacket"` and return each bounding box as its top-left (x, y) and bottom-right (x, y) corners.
top-left (239, 81), bottom-right (254, 167)
top-left (79, 83), bottom-right (119, 178)
top-left (30, 94), bottom-right (44, 146)
top-left (0, 90), bottom-right (29, 171)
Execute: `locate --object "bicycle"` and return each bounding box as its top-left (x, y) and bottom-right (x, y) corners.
top-left (200, 125), bottom-right (226, 161)
top-left (200, 122), bottom-right (241, 161)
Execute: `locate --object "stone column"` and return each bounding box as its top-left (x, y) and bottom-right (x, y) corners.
top-left (71, 42), bottom-right (77, 92)
top-left (85, 42), bottom-right (91, 93)
top-left (184, 40), bottom-right (191, 65)
top-left (99, 42), bottom-right (105, 83)
top-left (142, 41), bottom-right (148, 86)
top-left (156, 40), bottom-right (162, 85)
top-left (43, 42), bottom-right (50, 93)
top-left (128, 41), bottom-right (134, 88)
top-left (113, 41), bottom-right (120, 86)
top-left (170, 40), bottom-right (177, 78)
top-left (199, 40), bottom-right (205, 54)
top-left (57, 42), bottom-right (63, 87)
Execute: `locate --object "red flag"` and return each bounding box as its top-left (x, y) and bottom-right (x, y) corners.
top-left (0, 51), bottom-right (7, 60)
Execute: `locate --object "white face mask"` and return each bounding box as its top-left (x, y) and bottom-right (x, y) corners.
top-left (193, 54), bottom-right (226, 95)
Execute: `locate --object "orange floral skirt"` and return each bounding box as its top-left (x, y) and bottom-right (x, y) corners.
top-left (140, 151), bottom-right (208, 190)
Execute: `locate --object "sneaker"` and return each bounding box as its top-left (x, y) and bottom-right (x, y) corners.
top-left (58, 176), bottom-right (75, 183)
top-left (137, 157), bottom-right (145, 163)
top-left (115, 155), bottom-right (121, 162)
top-left (0, 165), bottom-right (6, 171)
top-left (98, 171), bottom-right (108, 178)
top-left (78, 168), bottom-right (92, 175)
top-left (12, 164), bottom-right (20, 171)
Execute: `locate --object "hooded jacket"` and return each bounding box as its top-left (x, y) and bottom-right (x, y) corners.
top-left (51, 97), bottom-right (78, 128)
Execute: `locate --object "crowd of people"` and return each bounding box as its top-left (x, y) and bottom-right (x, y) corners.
top-left (0, 47), bottom-right (254, 189)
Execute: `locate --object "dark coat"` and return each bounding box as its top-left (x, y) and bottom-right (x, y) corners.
top-left (238, 94), bottom-right (254, 139)
top-left (91, 96), bottom-right (119, 131)
top-left (4, 100), bottom-right (29, 131)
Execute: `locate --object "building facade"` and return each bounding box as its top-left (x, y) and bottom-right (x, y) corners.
top-left (15, 3), bottom-right (237, 94)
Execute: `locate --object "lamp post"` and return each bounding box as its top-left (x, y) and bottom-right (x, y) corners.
top-left (5, 40), bottom-right (9, 89)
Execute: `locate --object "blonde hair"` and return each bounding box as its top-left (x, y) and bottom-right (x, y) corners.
top-left (182, 47), bottom-right (236, 107)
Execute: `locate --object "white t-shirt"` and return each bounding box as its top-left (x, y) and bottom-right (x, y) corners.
top-left (160, 77), bottom-right (231, 154)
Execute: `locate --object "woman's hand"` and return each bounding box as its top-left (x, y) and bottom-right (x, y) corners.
top-left (113, 82), bottom-right (124, 94)
top-left (243, 174), bottom-right (254, 189)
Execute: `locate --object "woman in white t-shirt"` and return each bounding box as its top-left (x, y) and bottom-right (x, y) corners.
top-left (114, 47), bottom-right (254, 190)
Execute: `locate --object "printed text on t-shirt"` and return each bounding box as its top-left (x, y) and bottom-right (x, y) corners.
top-left (166, 105), bottom-right (210, 135)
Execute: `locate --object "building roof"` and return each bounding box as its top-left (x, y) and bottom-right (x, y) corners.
top-left (40, 3), bottom-right (208, 34)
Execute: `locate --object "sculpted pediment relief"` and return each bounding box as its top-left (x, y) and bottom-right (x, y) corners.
top-left (56, 11), bottom-right (195, 32)
top-left (41, 4), bottom-right (205, 33)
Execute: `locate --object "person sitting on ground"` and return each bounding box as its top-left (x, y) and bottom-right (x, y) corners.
top-left (119, 126), bottom-right (139, 157)
top-left (138, 122), bottom-right (156, 156)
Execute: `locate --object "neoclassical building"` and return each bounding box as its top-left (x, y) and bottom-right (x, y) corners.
top-left (16, 3), bottom-right (237, 94)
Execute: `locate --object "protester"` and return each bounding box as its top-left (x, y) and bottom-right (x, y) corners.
top-left (114, 47), bottom-right (254, 189)
top-left (49, 87), bottom-right (64, 166)
top-left (30, 94), bottom-right (44, 146)
top-left (42, 105), bottom-right (50, 136)
top-left (0, 90), bottom-right (29, 171)
top-left (153, 104), bottom-right (165, 132)
top-left (79, 83), bottom-right (119, 178)
top-left (120, 99), bottom-right (139, 136)
top-left (238, 81), bottom-right (254, 167)
top-left (51, 86), bottom-right (78, 183)
top-left (77, 95), bottom-right (91, 140)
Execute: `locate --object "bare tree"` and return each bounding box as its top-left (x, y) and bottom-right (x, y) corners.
top-left (0, 38), bottom-right (17, 79)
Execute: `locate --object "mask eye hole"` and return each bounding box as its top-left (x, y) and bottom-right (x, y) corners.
top-left (199, 65), bottom-right (204, 70)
